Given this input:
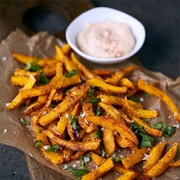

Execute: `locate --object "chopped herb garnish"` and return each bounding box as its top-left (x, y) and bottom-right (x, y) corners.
top-left (112, 155), bottom-right (126, 163)
top-left (38, 129), bottom-right (42, 133)
top-left (100, 146), bottom-right (106, 157)
top-left (25, 56), bottom-right (40, 72)
top-left (152, 122), bottom-right (176, 137)
top-left (145, 92), bottom-right (151, 97)
top-left (80, 155), bottom-right (91, 169)
top-left (88, 98), bottom-right (100, 104)
top-left (128, 96), bottom-right (139, 102)
top-left (19, 118), bottom-right (30, 126)
top-left (34, 140), bottom-right (43, 148)
top-left (81, 97), bottom-right (87, 103)
top-left (47, 144), bottom-right (59, 152)
top-left (96, 105), bottom-right (103, 116)
top-left (94, 129), bottom-right (102, 139)
top-left (66, 166), bottom-right (89, 179)
top-left (87, 86), bottom-right (99, 97)
top-left (37, 71), bottom-right (49, 85)
top-left (69, 115), bottom-right (80, 131)
top-left (130, 122), bottom-right (154, 148)
top-left (65, 69), bottom-right (78, 78)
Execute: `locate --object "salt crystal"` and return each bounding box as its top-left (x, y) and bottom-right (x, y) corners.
top-left (2, 56), bottom-right (7, 61)
top-left (3, 129), bottom-right (7, 133)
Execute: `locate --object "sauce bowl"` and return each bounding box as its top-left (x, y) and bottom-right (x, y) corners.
top-left (65, 7), bottom-right (146, 64)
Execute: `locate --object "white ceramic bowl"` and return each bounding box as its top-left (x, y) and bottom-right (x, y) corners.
top-left (66, 7), bottom-right (146, 64)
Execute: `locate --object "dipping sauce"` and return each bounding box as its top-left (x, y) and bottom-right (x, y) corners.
top-left (77, 20), bottom-right (135, 59)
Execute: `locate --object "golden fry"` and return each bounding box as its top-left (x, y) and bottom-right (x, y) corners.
top-left (116, 171), bottom-right (138, 180)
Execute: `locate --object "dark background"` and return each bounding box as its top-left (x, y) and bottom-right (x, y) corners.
top-left (0, 0), bottom-right (179, 179)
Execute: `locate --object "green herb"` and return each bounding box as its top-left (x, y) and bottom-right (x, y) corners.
top-left (69, 115), bottom-right (80, 131)
top-left (94, 129), bottom-right (102, 139)
top-left (34, 140), bottom-right (43, 148)
top-left (37, 71), bottom-right (49, 85)
top-left (152, 122), bottom-right (176, 137)
top-left (130, 122), bottom-right (154, 148)
top-left (38, 129), bottom-right (42, 133)
top-left (96, 106), bottom-right (103, 116)
top-left (66, 166), bottom-right (89, 179)
top-left (112, 155), bottom-right (126, 163)
top-left (80, 156), bottom-right (91, 169)
top-left (100, 146), bottom-right (106, 157)
top-left (88, 98), bottom-right (100, 104)
top-left (81, 97), bottom-right (87, 103)
top-left (145, 92), bottom-right (151, 97)
top-left (19, 118), bottom-right (30, 126)
top-left (138, 133), bottom-right (154, 148)
top-left (65, 69), bottom-right (78, 78)
top-left (128, 96), bottom-right (139, 102)
top-left (87, 86), bottom-right (99, 97)
top-left (25, 56), bottom-right (40, 72)
top-left (47, 144), bottom-right (59, 152)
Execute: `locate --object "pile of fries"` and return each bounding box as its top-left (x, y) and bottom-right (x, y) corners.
top-left (6, 43), bottom-right (180, 180)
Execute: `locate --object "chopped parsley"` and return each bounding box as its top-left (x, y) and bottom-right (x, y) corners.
top-left (94, 129), bottom-right (102, 139)
top-left (47, 144), bottom-right (59, 152)
top-left (100, 146), bottom-right (106, 157)
top-left (87, 86), bottom-right (99, 97)
top-left (96, 105), bottom-right (103, 116)
top-left (25, 56), bottom-right (40, 72)
top-left (80, 155), bottom-right (91, 169)
top-left (69, 115), bottom-right (80, 131)
top-left (34, 140), bottom-right (43, 148)
top-left (128, 96), bottom-right (139, 102)
top-left (37, 71), bottom-right (49, 85)
top-left (65, 69), bottom-right (78, 78)
top-left (130, 122), bottom-right (154, 148)
top-left (19, 118), bottom-right (30, 126)
top-left (88, 97), bottom-right (100, 104)
top-left (112, 155), bottom-right (126, 163)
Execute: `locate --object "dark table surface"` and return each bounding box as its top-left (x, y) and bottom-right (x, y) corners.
top-left (0, 0), bottom-right (179, 180)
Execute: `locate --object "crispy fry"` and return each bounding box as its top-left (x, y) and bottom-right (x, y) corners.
top-left (62, 43), bottom-right (72, 55)
top-left (11, 75), bottom-right (29, 86)
top-left (122, 147), bottom-right (149, 169)
top-left (105, 65), bottom-right (138, 85)
top-left (87, 78), bottom-right (127, 95)
top-left (116, 171), bottom-right (138, 180)
top-left (103, 128), bottom-right (116, 157)
top-left (81, 158), bottom-right (114, 180)
top-left (138, 78), bottom-right (180, 122)
top-left (169, 159), bottom-right (180, 167)
top-left (82, 116), bottom-right (139, 145)
top-left (145, 142), bottom-right (178, 177)
top-left (6, 75), bottom-right (36, 110)
top-left (45, 130), bottom-right (100, 151)
top-left (143, 141), bottom-right (167, 171)
top-left (39, 84), bottom-right (89, 126)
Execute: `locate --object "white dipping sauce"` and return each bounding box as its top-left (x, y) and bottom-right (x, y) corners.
top-left (77, 20), bottom-right (135, 59)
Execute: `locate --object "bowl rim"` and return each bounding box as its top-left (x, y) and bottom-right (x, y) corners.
top-left (65, 7), bottom-right (146, 64)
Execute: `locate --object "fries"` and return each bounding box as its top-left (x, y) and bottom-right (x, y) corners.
top-left (6, 44), bottom-right (180, 180)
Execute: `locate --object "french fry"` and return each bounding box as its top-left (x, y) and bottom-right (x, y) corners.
top-left (81, 158), bottom-right (114, 180)
top-left (14, 68), bottom-right (37, 77)
top-left (82, 116), bottom-right (139, 145)
top-left (116, 171), bottom-right (138, 180)
top-left (105, 65), bottom-right (138, 85)
top-left (54, 45), bottom-right (64, 62)
top-left (12, 52), bottom-right (58, 67)
top-left (6, 75), bottom-right (36, 110)
top-left (20, 74), bottom-right (81, 99)
top-left (122, 147), bottom-right (149, 169)
top-left (145, 142), bottom-right (178, 177)
top-left (11, 75), bottom-right (29, 86)
top-left (138, 78), bottom-right (180, 122)
top-left (45, 89), bottom-right (56, 107)
top-left (71, 52), bottom-right (101, 80)
top-left (45, 130), bottom-right (101, 151)
top-left (103, 128), bottom-right (116, 157)
top-left (63, 147), bottom-right (74, 163)
top-left (87, 78), bottom-right (127, 95)
top-left (169, 159), bottom-right (180, 167)
top-left (39, 84), bottom-right (89, 126)
top-left (143, 141), bottom-right (167, 171)
top-left (62, 43), bottom-right (72, 55)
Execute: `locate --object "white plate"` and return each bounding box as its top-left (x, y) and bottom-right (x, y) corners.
top-left (66, 7), bottom-right (146, 64)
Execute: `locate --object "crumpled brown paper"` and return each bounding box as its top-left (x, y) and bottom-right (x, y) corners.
top-left (0, 29), bottom-right (180, 180)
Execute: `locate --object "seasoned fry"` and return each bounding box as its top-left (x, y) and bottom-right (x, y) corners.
top-left (81, 158), bottom-right (114, 180)
top-left (116, 171), bottom-right (138, 180)
top-left (145, 142), bottom-right (178, 177)
top-left (169, 159), bottom-right (180, 167)
top-left (122, 147), bottom-right (149, 169)
top-left (82, 116), bottom-right (139, 145)
top-left (11, 75), bottom-right (29, 86)
top-left (39, 84), bottom-right (89, 126)
top-left (143, 141), bottom-right (167, 171)
top-left (138, 78), bottom-right (180, 122)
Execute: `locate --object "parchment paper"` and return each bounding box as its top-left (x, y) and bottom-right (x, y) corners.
top-left (0, 29), bottom-right (180, 179)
